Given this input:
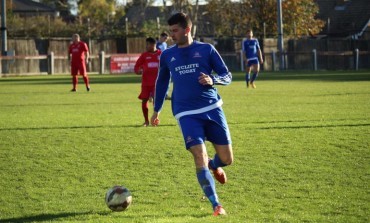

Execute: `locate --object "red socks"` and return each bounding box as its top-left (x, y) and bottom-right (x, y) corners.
top-left (72, 76), bottom-right (90, 90)
top-left (142, 101), bottom-right (149, 123)
top-left (83, 76), bottom-right (90, 88)
top-left (72, 76), bottom-right (78, 90)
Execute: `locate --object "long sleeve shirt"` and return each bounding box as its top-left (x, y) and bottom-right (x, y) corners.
top-left (154, 41), bottom-right (232, 119)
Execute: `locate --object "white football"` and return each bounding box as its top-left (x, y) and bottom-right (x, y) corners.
top-left (105, 186), bottom-right (132, 212)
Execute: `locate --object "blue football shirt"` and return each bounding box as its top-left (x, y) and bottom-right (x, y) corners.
top-left (242, 38), bottom-right (260, 61)
top-left (156, 42), bottom-right (168, 51)
top-left (154, 41), bottom-right (232, 119)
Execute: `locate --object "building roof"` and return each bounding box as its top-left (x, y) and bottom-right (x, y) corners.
top-left (315, 0), bottom-right (370, 38)
top-left (11, 0), bottom-right (57, 15)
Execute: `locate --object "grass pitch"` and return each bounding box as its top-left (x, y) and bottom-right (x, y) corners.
top-left (0, 71), bottom-right (369, 223)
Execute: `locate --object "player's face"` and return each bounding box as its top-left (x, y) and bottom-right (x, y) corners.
top-left (72, 35), bottom-right (79, 43)
top-left (247, 31), bottom-right (253, 39)
top-left (160, 35), bottom-right (168, 42)
top-left (146, 42), bottom-right (156, 52)
top-left (169, 24), bottom-right (189, 46)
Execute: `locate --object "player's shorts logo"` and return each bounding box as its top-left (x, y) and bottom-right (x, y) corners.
top-left (186, 136), bottom-right (193, 143)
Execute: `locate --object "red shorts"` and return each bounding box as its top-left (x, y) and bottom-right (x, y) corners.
top-left (71, 62), bottom-right (87, 76)
top-left (138, 85), bottom-right (155, 100)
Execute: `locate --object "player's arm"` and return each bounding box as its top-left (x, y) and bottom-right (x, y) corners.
top-left (134, 54), bottom-right (144, 75)
top-left (257, 48), bottom-right (263, 64)
top-left (68, 46), bottom-right (71, 62)
top-left (82, 42), bottom-right (89, 64)
top-left (241, 40), bottom-right (248, 62)
top-left (209, 45), bottom-right (232, 86)
top-left (256, 40), bottom-right (263, 64)
top-left (153, 54), bottom-right (170, 113)
top-left (85, 50), bottom-right (90, 64)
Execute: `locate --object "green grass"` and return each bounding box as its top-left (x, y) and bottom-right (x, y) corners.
top-left (0, 71), bottom-right (369, 223)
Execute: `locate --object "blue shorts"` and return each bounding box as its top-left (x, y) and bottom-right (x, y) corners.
top-left (178, 107), bottom-right (232, 149)
top-left (247, 59), bottom-right (259, 67)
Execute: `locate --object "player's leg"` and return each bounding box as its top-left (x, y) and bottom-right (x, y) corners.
top-left (210, 144), bottom-right (233, 183)
top-left (71, 75), bottom-right (78, 91)
top-left (250, 62), bottom-right (260, 89)
top-left (79, 63), bottom-right (90, 91)
top-left (189, 144), bottom-right (224, 215)
top-left (138, 86), bottom-right (151, 126)
top-left (149, 86), bottom-right (155, 105)
top-left (71, 65), bottom-right (78, 91)
top-left (83, 75), bottom-right (90, 91)
top-left (141, 99), bottom-right (149, 126)
top-left (245, 65), bottom-right (251, 88)
top-left (179, 116), bottom-right (225, 215)
top-left (206, 107), bottom-right (233, 184)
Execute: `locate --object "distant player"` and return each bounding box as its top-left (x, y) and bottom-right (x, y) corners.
top-left (68, 34), bottom-right (90, 92)
top-left (150, 12), bottom-right (233, 216)
top-left (134, 37), bottom-right (161, 127)
top-left (242, 29), bottom-right (263, 88)
top-left (156, 32), bottom-right (172, 100)
top-left (156, 32), bottom-right (169, 51)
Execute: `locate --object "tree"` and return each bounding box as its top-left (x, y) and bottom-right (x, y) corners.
top-left (206, 0), bottom-right (253, 37)
top-left (253, 0), bottom-right (324, 38)
top-left (77, 0), bottom-right (126, 38)
top-left (122, 0), bottom-right (201, 38)
top-left (7, 14), bottom-right (81, 38)
top-left (206, 0), bottom-right (324, 38)
top-left (126, 0), bottom-right (153, 33)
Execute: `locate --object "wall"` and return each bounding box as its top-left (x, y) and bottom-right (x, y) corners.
top-left (1, 37), bottom-right (369, 75)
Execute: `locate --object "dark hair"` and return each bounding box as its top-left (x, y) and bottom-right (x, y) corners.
top-left (167, 12), bottom-right (192, 29)
top-left (160, 32), bottom-right (168, 37)
top-left (146, 37), bottom-right (156, 44)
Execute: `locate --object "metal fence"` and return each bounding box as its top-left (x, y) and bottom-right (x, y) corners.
top-left (1, 49), bottom-right (369, 76)
top-left (0, 37), bottom-right (369, 76)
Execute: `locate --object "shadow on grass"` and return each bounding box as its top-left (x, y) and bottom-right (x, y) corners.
top-left (230, 117), bottom-right (369, 125)
top-left (0, 75), bottom-right (142, 85)
top-left (255, 123), bottom-right (370, 130)
top-left (232, 70), bottom-right (370, 82)
top-left (0, 211), bottom-right (209, 222)
top-left (1, 71), bottom-right (370, 86)
top-left (0, 123), bottom-right (177, 132)
top-left (229, 118), bottom-right (370, 129)
top-left (0, 101), bottom-right (125, 107)
top-left (0, 211), bottom-right (111, 223)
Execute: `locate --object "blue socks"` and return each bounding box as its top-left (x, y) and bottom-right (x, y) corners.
top-left (209, 154), bottom-right (226, 170)
top-left (196, 167), bottom-right (219, 208)
top-left (251, 72), bottom-right (258, 82)
top-left (247, 72), bottom-right (259, 83)
top-left (245, 73), bottom-right (250, 83)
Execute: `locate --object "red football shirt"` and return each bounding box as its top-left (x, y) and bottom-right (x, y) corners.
top-left (134, 50), bottom-right (161, 87)
top-left (69, 41), bottom-right (89, 64)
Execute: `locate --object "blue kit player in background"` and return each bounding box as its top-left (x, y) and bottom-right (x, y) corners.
top-left (150, 12), bottom-right (234, 216)
top-left (156, 32), bottom-right (169, 51)
top-left (242, 29), bottom-right (263, 88)
top-left (156, 32), bottom-right (172, 100)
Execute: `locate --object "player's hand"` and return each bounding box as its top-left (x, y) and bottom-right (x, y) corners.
top-left (260, 58), bottom-right (264, 64)
top-left (150, 112), bottom-right (160, 126)
top-left (85, 59), bottom-right (89, 65)
top-left (198, 72), bottom-right (213, 86)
